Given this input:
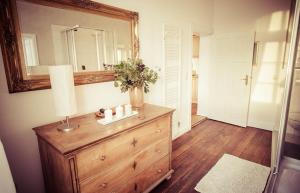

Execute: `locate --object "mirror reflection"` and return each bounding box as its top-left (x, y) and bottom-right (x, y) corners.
top-left (17, 0), bottom-right (132, 76)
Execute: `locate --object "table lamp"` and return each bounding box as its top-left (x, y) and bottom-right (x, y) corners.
top-left (49, 65), bottom-right (79, 132)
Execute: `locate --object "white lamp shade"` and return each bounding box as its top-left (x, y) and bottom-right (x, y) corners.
top-left (49, 65), bottom-right (77, 117)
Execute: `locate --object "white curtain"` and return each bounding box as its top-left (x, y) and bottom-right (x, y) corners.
top-left (0, 140), bottom-right (16, 193)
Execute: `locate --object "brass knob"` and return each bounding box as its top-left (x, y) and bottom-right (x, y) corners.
top-left (133, 161), bottom-right (137, 170)
top-left (134, 183), bottom-right (138, 191)
top-left (241, 75), bottom-right (249, 86)
top-left (100, 155), bottom-right (106, 161)
top-left (156, 149), bottom-right (161, 153)
top-left (157, 169), bottom-right (162, 173)
top-left (156, 129), bottom-right (162, 133)
top-left (101, 183), bottom-right (107, 188)
top-left (131, 138), bottom-right (138, 147)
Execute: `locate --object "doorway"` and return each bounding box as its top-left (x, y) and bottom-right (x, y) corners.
top-left (191, 33), bottom-right (206, 127)
top-left (197, 33), bottom-right (255, 127)
top-left (197, 32), bottom-right (289, 130)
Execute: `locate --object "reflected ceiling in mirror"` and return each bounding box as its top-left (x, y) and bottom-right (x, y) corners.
top-left (17, 0), bottom-right (132, 76)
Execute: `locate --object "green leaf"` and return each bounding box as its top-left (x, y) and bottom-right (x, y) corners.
top-left (114, 81), bottom-right (119, 87)
top-left (114, 58), bottom-right (158, 93)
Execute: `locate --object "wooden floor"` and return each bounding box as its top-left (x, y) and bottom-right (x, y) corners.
top-left (191, 115), bottom-right (206, 128)
top-left (151, 119), bottom-right (272, 193)
top-left (191, 103), bottom-right (206, 127)
top-left (191, 103), bottom-right (198, 115)
top-left (284, 142), bottom-right (300, 160)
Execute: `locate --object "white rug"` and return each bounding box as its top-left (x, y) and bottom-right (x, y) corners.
top-left (195, 154), bottom-right (270, 193)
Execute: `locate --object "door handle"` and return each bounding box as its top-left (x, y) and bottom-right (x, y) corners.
top-left (134, 183), bottom-right (138, 191)
top-left (252, 42), bottom-right (259, 67)
top-left (241, 75), bottom-right (249, 86)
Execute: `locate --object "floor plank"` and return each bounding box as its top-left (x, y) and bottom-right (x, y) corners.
top-left (191, 115), bottom-right (206, 128)
top-left (151, 119), bottom-right (272, 193)
top-left (191, 103), bottom-right (197, 115)
top-left (284, 142), bottom-right (300, 160)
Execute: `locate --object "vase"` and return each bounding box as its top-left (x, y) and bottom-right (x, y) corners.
top-left (129, 87), bottom-right (144, 108)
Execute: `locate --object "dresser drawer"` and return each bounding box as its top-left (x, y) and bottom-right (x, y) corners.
top-left (135, 155), bottom-right (169, 193)
top-left (79, 138), bottom-right (170, 193)
top-left (81, 180), bottom-right (135, 193)
top-left (76, 115), bottom-right (170, 181)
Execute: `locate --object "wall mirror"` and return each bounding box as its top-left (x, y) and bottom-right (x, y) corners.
top-left (0, 0), bottom-right (139, 93)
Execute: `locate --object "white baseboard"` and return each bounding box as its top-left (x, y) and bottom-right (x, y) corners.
top-left (247, 120), bottom-right (274, 131)
top-left (172, 128), bottom-right (190, 140)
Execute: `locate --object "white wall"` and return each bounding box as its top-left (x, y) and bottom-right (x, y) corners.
top-left (0, 1), bottom-right (213, 193)
top-left (213, 0), bottom-right (291, 34)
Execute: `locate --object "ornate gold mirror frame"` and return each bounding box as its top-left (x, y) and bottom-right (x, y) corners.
top-left (0, 0), bottom-right (139, 93)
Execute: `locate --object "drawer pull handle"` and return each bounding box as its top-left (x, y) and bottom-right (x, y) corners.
top-left (100, 155), bottom-right (106, 161)
top-left (156, 149), bottom-right (161, 153)
top-left (131, 138), bottom-right (138, 147)
top-left (157, 169), bottom-right (162, 173)
top-left (101, 183), bottom-right (107, 188)
top-left (133, 161), bottom-right (137, 170)
top-left (134, 183), bottom-right (138, 191)
top-left (156, 129), bottom-right (162, 133)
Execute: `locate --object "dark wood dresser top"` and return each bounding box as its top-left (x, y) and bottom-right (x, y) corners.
top-left (33, 103), bottom-right (174, 155)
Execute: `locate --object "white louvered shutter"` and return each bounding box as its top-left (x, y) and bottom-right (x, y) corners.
top-left (163, 25), bottom-right (181, 138)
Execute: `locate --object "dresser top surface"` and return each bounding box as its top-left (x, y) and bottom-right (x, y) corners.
top-left (33, 103), bottom-right (174, 155)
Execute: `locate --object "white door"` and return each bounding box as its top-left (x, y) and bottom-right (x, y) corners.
top-left (163, 25), bottom-right (181, 138)
top-left (198, 36), bottom-right (212, 117)
top-left (247, 41), bottom-right (287, 130)
top-left (204, 33), bottom-right (255, 127)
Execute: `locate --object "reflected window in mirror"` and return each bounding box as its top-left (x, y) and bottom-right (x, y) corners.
top-left (21, 33), bottom-right (40, 75)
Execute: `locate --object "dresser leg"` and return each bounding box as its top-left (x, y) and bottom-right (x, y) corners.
top-left (166, 169), bottom-right (174, 181)
top-left (166, 174), bottom-right (172, 180)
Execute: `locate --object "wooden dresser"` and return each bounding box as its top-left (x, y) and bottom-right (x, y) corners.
top-left (33, 104), bottom-right (174, 193)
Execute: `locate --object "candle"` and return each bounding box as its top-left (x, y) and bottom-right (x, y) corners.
top-left (125, 104), bottom-right (132, 115)
top-left (116, 105), bottom-right (124, 118)
top-left (104, 108), bottom-right (112, 122)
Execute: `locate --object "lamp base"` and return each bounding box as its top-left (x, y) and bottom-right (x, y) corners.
top-left (57, 123), bottom-right (79, 132)
top-left (57, 116), bottom-right (79, 132)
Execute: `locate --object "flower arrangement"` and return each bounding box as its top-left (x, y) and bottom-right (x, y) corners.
top-left (114, 59), bottom-right (158, 93)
